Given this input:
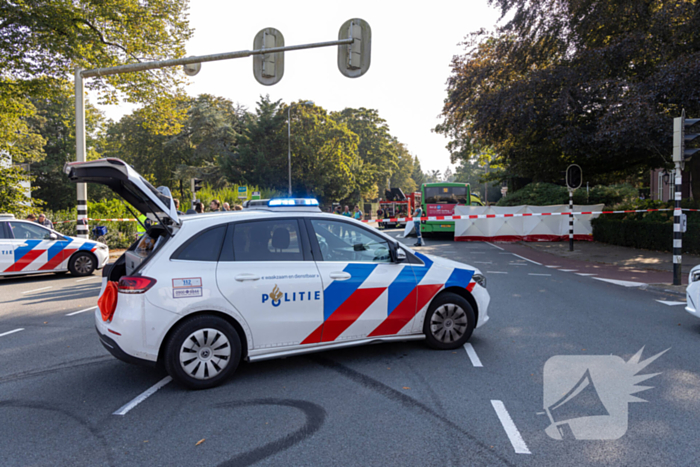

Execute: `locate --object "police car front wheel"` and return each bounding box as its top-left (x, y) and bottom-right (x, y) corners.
top-left (423, 293), bottom-right (475, 350)
top-left (69, 252), bottom-right (95, 276)
top-left (164, 315), bottom-right (242, 390)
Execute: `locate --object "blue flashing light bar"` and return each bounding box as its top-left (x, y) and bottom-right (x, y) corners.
top-left (269, 198), bottom-right (319, 207)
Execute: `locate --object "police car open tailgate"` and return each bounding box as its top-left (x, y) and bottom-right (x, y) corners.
top-left (64, 158), bottom-right (180, 230)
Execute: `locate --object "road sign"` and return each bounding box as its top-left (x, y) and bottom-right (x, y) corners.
top-left (251, 191), bottom-right (261, 200)
top-left (566, 164), bottom-right (582, 190)
top-left (238, 186), bottom-right (248, 200)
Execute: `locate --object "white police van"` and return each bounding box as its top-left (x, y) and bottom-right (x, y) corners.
top-left (65, 158), bottom-right (490, 389)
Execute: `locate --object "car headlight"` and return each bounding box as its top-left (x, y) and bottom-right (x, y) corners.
top-left (472, 273), bottom-right (487, 289)
top-left (97, 244), bottom-right (108, 251)
top-left (691, 270), bottom-right (700, 283)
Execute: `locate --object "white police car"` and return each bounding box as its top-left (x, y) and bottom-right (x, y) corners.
top-left (65, 158), bottom-right (490, 389)
top-left (0, 214), bottom-right (109, 277)
top-left (686, 265), bottom-right (700, 319)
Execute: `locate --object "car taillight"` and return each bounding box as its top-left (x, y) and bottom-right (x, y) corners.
top-left (118, 276), bottom-right (157, 294)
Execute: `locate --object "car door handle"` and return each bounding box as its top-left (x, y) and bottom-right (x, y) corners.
top-left (235, 274), bottom-right (260, 282)
top-left (329, 272), bottom-right (351, 281)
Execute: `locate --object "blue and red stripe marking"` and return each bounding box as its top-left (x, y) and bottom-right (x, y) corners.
top-left (4, 239), bottom-right (95, 273)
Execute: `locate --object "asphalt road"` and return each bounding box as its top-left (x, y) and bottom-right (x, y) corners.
top-left (1, 233), bottom-right (699, 466)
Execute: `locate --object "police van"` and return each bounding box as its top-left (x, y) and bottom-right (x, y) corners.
top-left (65, 158), bottom-right (490, 389)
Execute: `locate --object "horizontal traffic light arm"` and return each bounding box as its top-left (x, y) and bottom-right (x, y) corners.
top-left (79, 39), bottom-right (354, 78)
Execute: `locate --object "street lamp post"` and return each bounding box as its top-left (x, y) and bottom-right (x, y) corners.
top-left (287, 101), bottom-right (314, 196)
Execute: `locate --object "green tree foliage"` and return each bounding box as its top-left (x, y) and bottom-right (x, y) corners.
top-left (332, 108), bottom-right (399, 199)
top-left (0, 165), bottom-right (34, 216)
top-left (437, 0), bottom-right (700, 192)
top-left (388, 141), bottom-right (417, 196)
top-left (104, 94), bottom-right (240, 194)
top-left (497, 182), bottom-right (637, 207)
top-left (411, 156), bottom-right (426, 188)
top-left (29, 86), bottom-right (105, 211)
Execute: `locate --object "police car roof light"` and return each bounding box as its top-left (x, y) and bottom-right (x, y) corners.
top-left (268, 198), bottom-right (319, 207)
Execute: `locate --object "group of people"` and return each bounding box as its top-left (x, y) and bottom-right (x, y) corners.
top-left (26, 213), bottom-right (54, 230)
top-left (186, 199), bottom-right (243, 215)
top-left (330, 204), bottom-right (364, 220)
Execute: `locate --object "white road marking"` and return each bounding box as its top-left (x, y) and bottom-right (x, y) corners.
top-left (508, 262), bottom-right (529, 266)
top-left (486, 242), bottom-right (504, 251)
top-left (592, 277), bottom-right (647, 287)
top-left (473, 261), bottom-right (493, 264)
top-left (545, 265), bottom-right (561, 268)
top-left (0, 328), bottom-right (24, 338)
top-left (21, 286), bottom-right (52, 294)
top-left (491, 400), bottom-right (531, 454)
top-left (576, 273), bottom-right (597, 276)
top-left (66, 306), bottom-right (98, 316)
top-left (463, 343), bottom-right (483, 367)
top-left (113, 376), bottom-right (172, 416)
top-left (76, 277), bottom-right (100, 282)
top-left (656, 300), bottom-right (686, 306)
top-left (559, 269), bottom-right (578, 272)
top-left (528, 273), bottom-right (551, 276)
top-left (511, 253), bottom-right (541, 265)
top-left (487, 271), bottom-right (509, 274)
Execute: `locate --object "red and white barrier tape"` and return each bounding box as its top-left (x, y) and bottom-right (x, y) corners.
top-left (54, 218), bottom-right (137, 224)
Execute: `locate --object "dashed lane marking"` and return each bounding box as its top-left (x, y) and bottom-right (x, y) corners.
top-left (508, 262), bottom-right (528, 266)
top-left (511, 253), bottom-right (541, 265)
top-left (491, 400), bottom-right (531, 454)
top-left (463, 343), bottom-right (483, 367)
top-left (576, 273), bottom-right (597, 276)
top-left (485, 242), bottom-right (504, 251)
top-left (487, 271), bottom-right (508, 274)
top-left (76, 277), bottom-right (100, 282)
top-left (0, 328), bottom-right (24, 338)
top-left (473, 261), bottom-right (493, 264)
top-left (66, 306), bottom-right (98, 316)
top-left (545, 265), bottom-right (561, 268)
top-left (528, 273), bottom-right (551, 276)
top-left (656, 300), bottom-right (686, 306)
top-left (559, 269), bottom-right (578, 272)
top-left (113, 376), bottom-right (172, 416)
top-left (21, 286), bottom-right (52, 294)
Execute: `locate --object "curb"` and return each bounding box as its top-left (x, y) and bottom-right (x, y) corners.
top-left (645, 284), bottom-right (686, 297)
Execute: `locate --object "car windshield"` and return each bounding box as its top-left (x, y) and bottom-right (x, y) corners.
top-left (424, 186), bottom-right (468, 204)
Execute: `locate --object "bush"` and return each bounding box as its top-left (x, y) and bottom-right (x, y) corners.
top-left (592, 216), bottom-right (700, 254)
top-left (497, 182), bottom-right (638, 207)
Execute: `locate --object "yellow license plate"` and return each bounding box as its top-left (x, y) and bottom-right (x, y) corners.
top-left (440, 224), bottom-right (451, 228)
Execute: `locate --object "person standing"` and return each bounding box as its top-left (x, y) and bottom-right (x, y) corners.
top-left (209, 199), bottom-right (223, 212)
top-left (223, 202), bottom-right (231, 211)
top-left (37, 214), bottom-right (54, 230)
top-left (413, 206), bottom-right (425, 247)
top-left (353, 205), bottom-right (364, 221)
top-left (342, 205), bottom-right (352, 217)
top-left (376, 206), bottom-right (385, 230)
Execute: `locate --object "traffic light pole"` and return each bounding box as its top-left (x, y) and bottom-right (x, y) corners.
top-left (673, 163), bottom-right (683, 286)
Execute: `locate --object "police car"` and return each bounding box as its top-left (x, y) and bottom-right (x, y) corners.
top-left (65, 158), bottom-right (490, 389)
top-left (686, 265), bottom-right (700, 319)
top-left (0, 214), bottom-right (109, 277)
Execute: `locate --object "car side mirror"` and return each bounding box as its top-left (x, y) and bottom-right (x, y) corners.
top-left (49, 233), bottom-right (58, 240)
top-left (395, 247), bottom-right (406, 263)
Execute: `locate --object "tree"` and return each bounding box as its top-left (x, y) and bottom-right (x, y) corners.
top-left (411, 156), bottom-right (426, 188)
top-left (425, 169), bottom-right (442, 183)
top-left (0, 164), bottom-right (34, 216)
top-left (437, 0), bottom-right (700, 195)
top-left (443, 167), bottom-right (455, 182)
top-left (388, 141), bottom-right (417, 195)
top-left (29, 86), bottom-right (105, 211)
top-left (332, 108), bottom-right (399, 199)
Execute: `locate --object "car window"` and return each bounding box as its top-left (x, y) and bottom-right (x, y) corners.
top-left (8, 222), bottom-right (53, 240)
top-left (233, 220), bottom-right (303, 262)
top-left (310, 219), bottom-right (392, 263)
top-left (0, 222), bottom-right (10, 239)
top-left (173, 225), bottom-right (226, 261)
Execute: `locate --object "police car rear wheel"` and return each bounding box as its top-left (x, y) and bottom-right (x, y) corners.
top-left (423, 293), bottom-right (475, 350)
top-left (69, 252), bottom-right (95, 276)
top-left (164, 315), bottom-right (241, 390)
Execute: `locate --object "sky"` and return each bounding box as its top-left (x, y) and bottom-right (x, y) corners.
top-left (94, 0), bottom-right (504, 174)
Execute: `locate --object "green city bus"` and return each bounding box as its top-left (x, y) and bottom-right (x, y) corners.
top-left (420, 182), bottom-right (482, 234)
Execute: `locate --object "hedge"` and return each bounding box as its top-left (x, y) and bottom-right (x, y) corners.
top-left (591, 217), bottom-right (700, 254)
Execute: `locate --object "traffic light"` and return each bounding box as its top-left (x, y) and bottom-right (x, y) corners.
top-left (337, 18), bottom-right (371, 78)
top-left (673, 109), bottom-right (700, 167)
top-left (190, 178), bottom-right (203, 194)
top-left (566, 164), bottom-right (582, 190)
top-left (253, 28), bottom-right (285, 86)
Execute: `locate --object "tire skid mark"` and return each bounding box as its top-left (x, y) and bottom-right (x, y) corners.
top-left (310, 356), bottom-right (515, 467)
top-left (216, 399), bottom-right (326, 467)
top-left (0, 400), bottom-right (115, 466)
